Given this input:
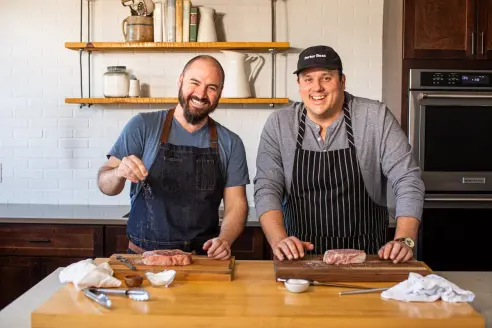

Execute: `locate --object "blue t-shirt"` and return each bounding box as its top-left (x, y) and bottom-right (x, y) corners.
top-left (107, 110), bottom-right (250, 202)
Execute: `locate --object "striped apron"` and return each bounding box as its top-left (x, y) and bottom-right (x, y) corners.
top-left (284, 102), bottom-right (388, 255)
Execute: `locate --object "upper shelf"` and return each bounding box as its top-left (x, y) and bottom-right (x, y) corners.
top-left (65, 97), bottom-right (290, 105)
top-left (64, 42), bottom-right (291, 52)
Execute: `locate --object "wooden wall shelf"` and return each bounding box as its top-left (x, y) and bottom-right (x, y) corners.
top-left (65, 42), bottom-right (290, 52)
top-left (65, 97), bottom-right (290, 105)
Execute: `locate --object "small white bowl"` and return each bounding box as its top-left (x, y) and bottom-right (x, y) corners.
top-left (284, 279), bottom-right (310, 293)
top-left (145, 270), bottom-right (176, 288)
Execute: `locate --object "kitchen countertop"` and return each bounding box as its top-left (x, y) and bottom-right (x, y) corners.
top-left (0, 204), bottom-right (261, 227)
top-left (0, 204), bottom-right (397, 228)
top-left (0, 265), bottom-right (489, 328)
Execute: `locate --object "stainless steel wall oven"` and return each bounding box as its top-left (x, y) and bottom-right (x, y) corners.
top-left (409, 69), bottom-right (492, 198)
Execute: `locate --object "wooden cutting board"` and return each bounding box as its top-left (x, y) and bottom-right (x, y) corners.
top-left (108, 254), bottom-right (235, 281)
top-left (274, 255), bottom-right (432, 282)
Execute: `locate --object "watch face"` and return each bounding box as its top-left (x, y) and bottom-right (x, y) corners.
top-left (405, 238), bottom-right (415, 248)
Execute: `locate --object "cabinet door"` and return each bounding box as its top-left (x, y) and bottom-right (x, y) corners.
top-left (0, 256), bottom-right (41, 310)
top-left (104, 225), bottom-right (128, 256)
top-left (230, 227), bottom-right (265, 260)
top-left (404, 0), bottom-right (477, 59)
top-left (0, 223), bottom-right (104, 257)
top-left (478, 0), bottom-right (492, 58)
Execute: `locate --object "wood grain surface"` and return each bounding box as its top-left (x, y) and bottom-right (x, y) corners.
top-left (65, 97), bottom-right (290, 104)
top-left (64, 41), bottom-right (290, 51)
top-left (31, 260), bottom-right (485, 328)
top-left (108, 254), bottom-right (235, 282)
top-left (274, 255), bottom-right (433, 282)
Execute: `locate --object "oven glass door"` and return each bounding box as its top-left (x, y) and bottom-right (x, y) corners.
top-left (424, 105), bottom-right (492, 171)
top-left (411, 91), bottom-right (492, 192)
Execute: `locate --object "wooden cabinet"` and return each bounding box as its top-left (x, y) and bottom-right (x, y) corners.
top-left (404, 0), bottom-right (492, 59)
top-left (0, 224), bottom-right (104, 257)
top-left (478, 0), bottom-right (492, 58)
top-left (104, 226), bottom-right (129, 256)
top-left (230, 227), bottom-right (265, 260)
top-left (0, 256), bottom-right (41, 310)
top-left (0, 224), bottom-right (104, 311)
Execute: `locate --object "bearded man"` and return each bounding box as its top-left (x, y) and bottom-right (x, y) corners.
top-left (98, 55), bottom-right (250, 260)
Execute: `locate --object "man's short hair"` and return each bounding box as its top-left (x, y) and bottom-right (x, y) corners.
top-left (182, 55), bottom-right (225, 88)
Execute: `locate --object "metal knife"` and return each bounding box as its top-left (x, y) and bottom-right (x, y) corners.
top-left (277, 278), bottom-right (373, 289)
top-left (116, 255), bottom-right (136, 270)
top-left (339, 287), bottom-right (389, 295)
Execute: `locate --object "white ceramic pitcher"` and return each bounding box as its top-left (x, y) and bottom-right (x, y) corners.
top-left (221, 51), bottom-right (261, 98)
top-left (197, 7), bottom-right (217, 42)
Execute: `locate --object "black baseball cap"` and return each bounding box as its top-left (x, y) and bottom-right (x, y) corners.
top-left (293, 45), bottom-right (343, 75)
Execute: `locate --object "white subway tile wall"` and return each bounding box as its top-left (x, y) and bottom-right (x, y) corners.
top-left (1, 0), bottom-right (384, 205)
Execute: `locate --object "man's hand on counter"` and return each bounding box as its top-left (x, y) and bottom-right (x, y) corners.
top-left (273, 236), bottom-right (314, 261)
top-left (378, 240), bottom-right (413, 264)
top-left (203, 237), bottom-right (231, 260)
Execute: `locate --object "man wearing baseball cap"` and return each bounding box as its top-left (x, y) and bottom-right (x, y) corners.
top-left (254, 45), bottom-right (424, 263)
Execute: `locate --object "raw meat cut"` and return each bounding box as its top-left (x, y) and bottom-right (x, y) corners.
top-left (142, 249), bottom-right (192, 266)
top-left (323, 249), bottom-right (366, 265)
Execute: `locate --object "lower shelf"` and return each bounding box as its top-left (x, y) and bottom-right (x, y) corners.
top-left (65, 97), bottom-right (290, 105)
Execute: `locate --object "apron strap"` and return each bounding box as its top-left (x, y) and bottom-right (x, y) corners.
top-left (160, 107), bottom-right (175, 143)
top-left (208, 117), bottom-right (218, 149)
top-left (296, 107), bottom-right (307, 149)
top-left (342, 100), bottom-right (355, 149)
top-left (159, 107), bottom-right (218, 148)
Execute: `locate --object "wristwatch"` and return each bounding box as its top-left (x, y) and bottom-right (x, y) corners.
top-left (394, 237), bottom-right (415, 250)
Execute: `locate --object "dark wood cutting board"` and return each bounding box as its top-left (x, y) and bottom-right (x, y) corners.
top-left (108, 254), bottom-right (235, 281)
top-left (274, 255), bottom-right (432, 282)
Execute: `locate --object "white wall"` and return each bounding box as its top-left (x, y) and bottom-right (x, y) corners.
top-left (0, 0), bottom-right (384, 205)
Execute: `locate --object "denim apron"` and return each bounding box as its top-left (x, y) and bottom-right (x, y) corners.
top-left (126, 108), bottom-right (224, 254)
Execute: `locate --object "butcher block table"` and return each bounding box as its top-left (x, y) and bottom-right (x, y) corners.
top-left (30, 260), bottom-right (485, 328)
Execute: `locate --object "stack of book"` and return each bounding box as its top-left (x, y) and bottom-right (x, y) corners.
top-left (153, 0), bottom-right (199, 42)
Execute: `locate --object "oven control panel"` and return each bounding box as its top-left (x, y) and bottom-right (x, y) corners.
top-left (420, 71), bottom-right (492, 87)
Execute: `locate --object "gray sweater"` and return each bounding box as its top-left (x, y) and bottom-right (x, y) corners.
top-left (253, 92), bottom-right (425, 222)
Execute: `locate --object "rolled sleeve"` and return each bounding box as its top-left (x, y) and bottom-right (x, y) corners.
top-left (253, 113), bottom-right (285, 219)
top-left (380, 106), bottom-right (425, 220)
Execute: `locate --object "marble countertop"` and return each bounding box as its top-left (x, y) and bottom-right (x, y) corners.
top-left (0, 268), bottom-right (490, 328)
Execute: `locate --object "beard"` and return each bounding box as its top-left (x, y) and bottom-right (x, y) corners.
top-left (178, 86), bottom-right (219, 125)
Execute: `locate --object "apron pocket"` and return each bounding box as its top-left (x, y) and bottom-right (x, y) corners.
top-left (195, 159), bottom-right (216, 191)
top-left (161, 157), bottom-right (182, 192)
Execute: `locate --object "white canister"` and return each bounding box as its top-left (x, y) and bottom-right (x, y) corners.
top-left (129, 77), bottom-right (140, 98)
top-left (104, 66), bottom-right (130, 98)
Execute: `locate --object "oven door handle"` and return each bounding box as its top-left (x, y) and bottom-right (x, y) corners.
top-left (425, 197), bottom-right (492, 202)
top-left (419, 93), bottom-right (492, 100)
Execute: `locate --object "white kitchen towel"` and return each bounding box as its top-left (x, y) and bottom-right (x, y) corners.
top-left (59, 259), bottom-right (121, 290)
top-left (381, 272), bottom-right (475, 303)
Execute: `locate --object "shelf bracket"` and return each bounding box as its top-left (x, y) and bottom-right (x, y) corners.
top-left (270, 0), bottom-right (278, 108)
top-left (77, 0), bottom-right (94, 108)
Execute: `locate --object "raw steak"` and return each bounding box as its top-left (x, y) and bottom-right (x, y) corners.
top-left (323, 249), bottom-right (366, 265)
top-left (142, 249), bottom-right (192, 266)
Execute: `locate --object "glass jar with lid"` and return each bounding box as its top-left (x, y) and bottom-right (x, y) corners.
top-left (104, 66), bottom-right (130, 98)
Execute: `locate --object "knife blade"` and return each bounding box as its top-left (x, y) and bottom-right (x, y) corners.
top-left (339, 287), bottom-right (389, 295)
top-left (116, 255), bottom-right (136, 270)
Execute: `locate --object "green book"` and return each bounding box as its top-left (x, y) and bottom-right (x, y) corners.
top-left (189, 7), bottom-right (198, 42)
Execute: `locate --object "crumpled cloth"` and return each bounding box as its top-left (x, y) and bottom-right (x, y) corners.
top-left (59, 259), bottom-right (121, 290)
top-left (381, 272), bottom-right (475, 303)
